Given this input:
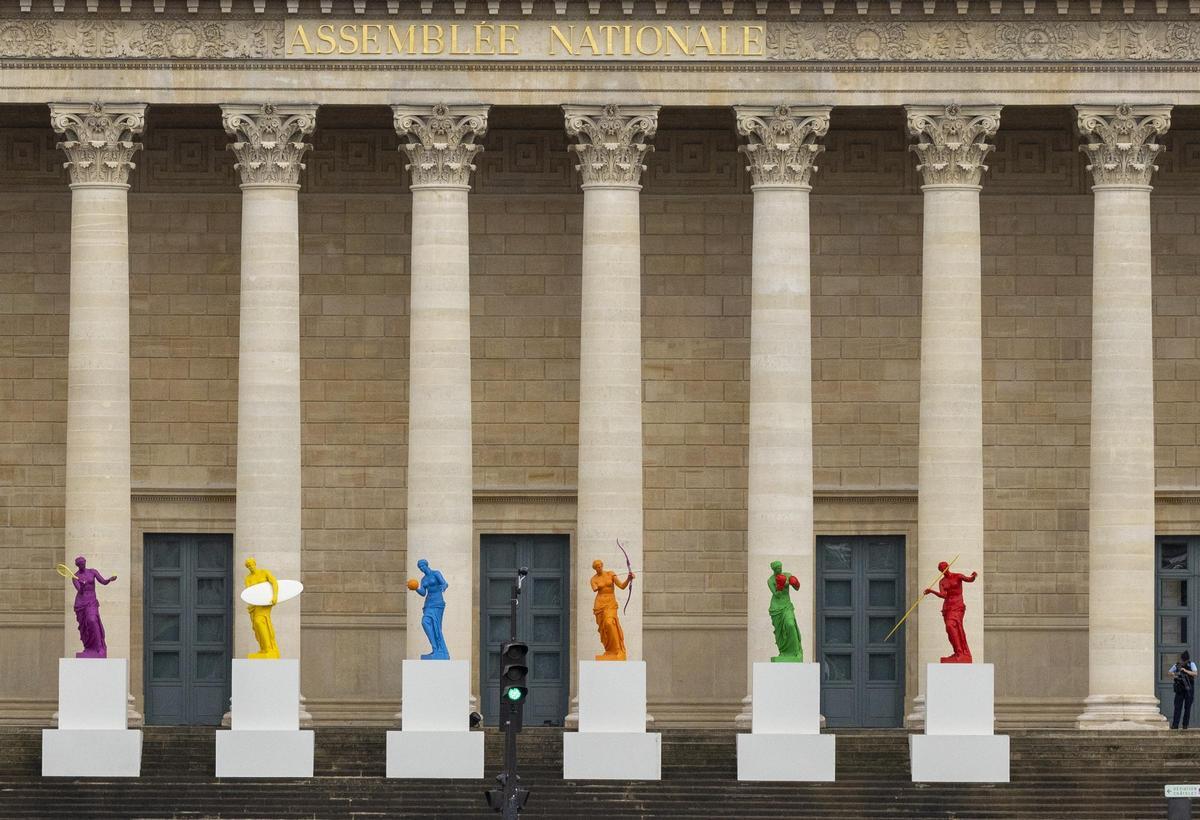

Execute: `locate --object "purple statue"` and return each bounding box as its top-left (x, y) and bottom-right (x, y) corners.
top-left (71, 556), bottom-right (116, 658)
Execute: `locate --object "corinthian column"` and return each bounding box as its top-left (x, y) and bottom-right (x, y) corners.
top-left (905, 104), bottom-right (1001, 724)
top-left (51, 103), bottom-right (145, 688)
top-left (221, 104), bottom-right (316, 670)
top-left (1075, 104), bottom-right (1171, 730)
top-left (563, 104), bottom-right (659, 674)
top-left (392, 104), bottom-right (489, 664)
top-left (732, 105), bottom-right (830, 725)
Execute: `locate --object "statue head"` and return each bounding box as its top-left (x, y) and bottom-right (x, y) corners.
top-left (937, 561), bottom-right (949, 573)
top-left (770, 560), bottom-right (783, 574)
top-left (245, 557), bottom-right (257, 571)
top-left (74, 555), bottom-right (87, 570)
top-left (417, 558), bottom-right (429, 573)
top-left (592, 559), bottom-right (603, 573)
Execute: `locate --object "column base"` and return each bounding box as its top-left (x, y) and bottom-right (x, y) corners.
top-left (904, 694), bottom-right (926, 730)
top-left (1076, 695), bottom-right (1167, 730)
top-left (733, 694), bottom-right (753, 729)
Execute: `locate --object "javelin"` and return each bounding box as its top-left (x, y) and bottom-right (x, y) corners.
top-left (883, 553), bottom-right (959, 643)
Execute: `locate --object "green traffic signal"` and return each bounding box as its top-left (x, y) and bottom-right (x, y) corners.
top-left (505, 686), bottom-right (524, 702)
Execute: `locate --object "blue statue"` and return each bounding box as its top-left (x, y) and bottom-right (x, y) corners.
top-left (407, 558), bottom-right (450, 660)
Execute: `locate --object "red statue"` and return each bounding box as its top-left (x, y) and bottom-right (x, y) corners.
top-left (923, 562), bottom-right (977, 664)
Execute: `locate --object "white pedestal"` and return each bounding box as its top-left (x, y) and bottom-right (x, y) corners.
top-left (215, 660), bottom-right (313, 778)
top-left (43, 658), bottom-right (141, 777)
top-left (737, 663), bottom-right (835, 782)
top-left (563, 661), bottom-right (661, 781)
top-left (910, 664), bottom-right (1009, 783)
top-left (386, 660), bottom-right (483, 779)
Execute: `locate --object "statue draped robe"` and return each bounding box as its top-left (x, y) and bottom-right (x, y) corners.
top-left (769, 572), bottom-right (804, 663)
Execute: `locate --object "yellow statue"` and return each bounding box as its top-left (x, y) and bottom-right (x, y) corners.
top-left (243, 557), bottom-right (280, 660)
top-left (591, 559), bottom-right (634, 661)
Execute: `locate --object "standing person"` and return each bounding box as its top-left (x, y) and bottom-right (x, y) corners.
top-left (1169, 651), bottom-right (1197, 730)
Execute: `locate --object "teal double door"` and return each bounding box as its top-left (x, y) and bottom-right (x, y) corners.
top-left (479, 534), bottom-right (571, 727)
top-left (143, 533), bottom-right (234, 726)
top-left (1156, 536), bottom-right (1200, 718)
top-left (817, 535), bottom-right (906, 728)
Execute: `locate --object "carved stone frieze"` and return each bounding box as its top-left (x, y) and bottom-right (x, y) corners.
top-left (392, 104), bottom-right (489, 189)
top-left (734, 105), bottom-right (831, 189)
top-left (562, 104), bottom-right (659, 189)
top-left (49, 102), bottom-right (146, 187)
top-left (905, 104), bottom-right (1002, 188)
top-left (0, 20), bottom-right (283, 59)
top-left (221, 103), bottom-right (317, 188)
top-left (1076, 103), bottom-right (1172, 188)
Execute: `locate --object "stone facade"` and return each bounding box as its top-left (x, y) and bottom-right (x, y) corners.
top-left (5, 85), bottom-right (1200, 725)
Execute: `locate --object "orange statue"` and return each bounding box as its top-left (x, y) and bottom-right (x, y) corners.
top-left (591, 559), bottom-right (634, 661)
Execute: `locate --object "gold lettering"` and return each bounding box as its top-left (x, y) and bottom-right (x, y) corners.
top-left (743, 24), bottom-right (764, 57)
top-left (597, 24), bottom-right (619, 54)
top-left (695, 25), bottom-right (715, 55)
top-left (622, 24), bottom-right (632, 56)
top-left (338, 24), bottom-right (358, 54)
top-left (316, 23), bottom-right (337, 55)
top-left (578, 25), bottom-right (599, 55)
top-left (718, 25), bottom-right (736, 55)
top-left (475, 22), bottom-right (495, 54)
top-left (499, 24), bottom-right (519, 54)
top-left (635, 25), bottom-right (662, 56)
top-left (549, 24), bottom-right (574, 56)
top-left (664, 25), bottom-right (690, 56)
top-left (289, 25), bottom-right (314, 55)
top-left (449, 24), bottom-right (470, 54)
top-left (423, 24), bottom-right (444, 54)
top-left (388, 24), bottom-right (417, 54)
top-left (361, 23), bottom-right (381, 55)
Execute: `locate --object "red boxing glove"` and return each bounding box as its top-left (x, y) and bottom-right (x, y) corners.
top-left (788, 575), bottom-right (800, 591)
top-left (775, 574), bottom-right (787, 591)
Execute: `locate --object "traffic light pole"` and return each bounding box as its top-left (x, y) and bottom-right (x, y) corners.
top-left (501, 568), bottom-right (527, 820)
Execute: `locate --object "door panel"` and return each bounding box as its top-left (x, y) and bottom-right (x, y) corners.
top-left (480, 534), bottom-right (570, 727)
top-left (818, 535), bottom-right (905, 728)
top-left (144, 533), bottom-right (233, 726)
top-left (1156, 536), bottom-right (1198, 719)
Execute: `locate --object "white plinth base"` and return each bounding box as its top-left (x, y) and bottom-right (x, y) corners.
top-left (43, 658), bottom-right (142, 777)
top-left (386, 731), bottom-right (484, 779)
top-left (563, 732), bottom-right (661, 781)
top-left (910, 734), bottom-right (1010, 783)
top-left (912, 663), bottom-right (1009, 783)
top-left (737, 733), bottom-right (835, 781)
top-left (215, 730), bottom-right (315, 778)
top-left (42, 729), bottom-right (142, 777)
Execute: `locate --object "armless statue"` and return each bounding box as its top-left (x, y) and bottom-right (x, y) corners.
top-left (768, 560), bottom-right (804, 663)
top-left (71, 556), bottom-right (116, 658)
top-left (591, 559), bottom-right (634, 661)
top-left (243, 557), bottom-right (280, 659)
top-left (407, 558), bottom-right (450, 660)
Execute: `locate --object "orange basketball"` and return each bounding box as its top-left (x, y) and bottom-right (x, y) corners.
top-left (406, 578), bottom-right (419, 591)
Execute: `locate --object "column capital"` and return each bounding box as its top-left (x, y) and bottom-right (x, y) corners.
top-left (734, 104), bottom-right (831, 190)
top-left (563, 103), bottom-right (660, 190)
top-left (49, 102), bottom-right (146, 188)
top-left (905, 103), bottom-right (1002, 188)
top-left (1076, 103), bottom-right (1172, 189)
top-left (220, 103), bottom-right (317, 188)
top-left (392, 103), bottom-right (490, 190)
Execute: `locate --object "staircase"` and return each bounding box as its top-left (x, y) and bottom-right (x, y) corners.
top-left (1, 727), bottom-right (1196, 818)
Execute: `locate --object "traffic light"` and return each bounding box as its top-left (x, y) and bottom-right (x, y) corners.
top-left (485, 772), bottom-right (530, 814)
top-left (499, 640), bottom-right (529, 730)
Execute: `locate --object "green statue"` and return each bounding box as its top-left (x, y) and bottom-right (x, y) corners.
top-left (769, 560), bottom-right (804, 662)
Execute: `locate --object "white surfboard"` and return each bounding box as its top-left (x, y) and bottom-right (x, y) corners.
top-left (240, 579), bottom-right (303, 606)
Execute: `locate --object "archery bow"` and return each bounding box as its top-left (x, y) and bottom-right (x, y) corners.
top-left (616, 539), bottom-right (633, 615)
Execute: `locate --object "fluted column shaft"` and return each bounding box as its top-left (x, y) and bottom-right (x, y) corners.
top-left (733, 105), bottom-right (830, 724)
top-left (1075, 104), bottom-right (1171, 730)
top-left (222, 104), bottom-right (316, 666)
top-left (564, 104), bottom-right (658, 674)
top-left (52, 103), bottom-right (146, 677)
top-left (393, 104), bottom-right (488, 664)
top-left (905, 104), bottom-right (1000, 723)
